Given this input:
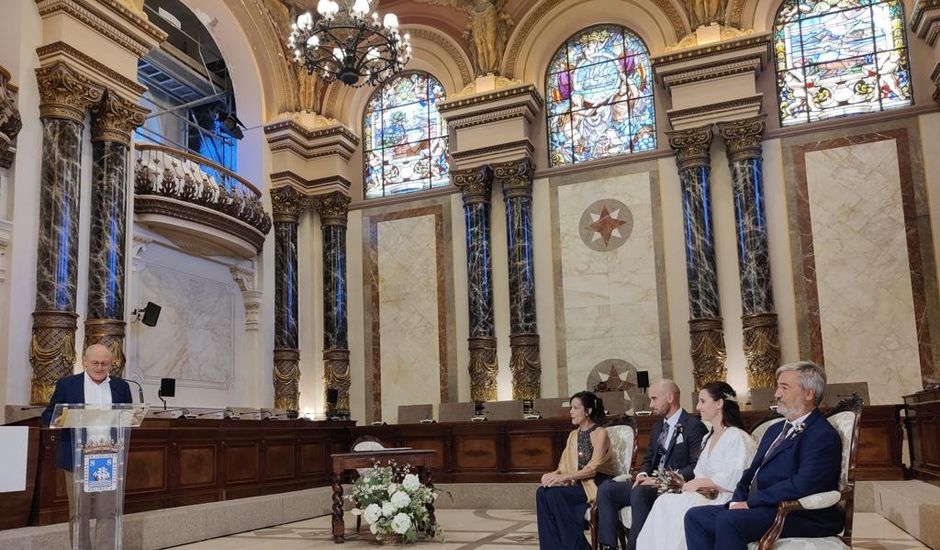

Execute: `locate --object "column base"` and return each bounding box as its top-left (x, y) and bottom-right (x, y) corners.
top-left (742, 312), bottom-right (781, 389)
top-left (273, 348), bottom-right (301, 411)
top-left (468, 336), bottom-right (498, 402)
top-left (84, 319), bottom-right (127, 378)
top-left (324, 348), bottom-right (351, 418)
top-left (29, 311), bottom-right (78, 405)
top-left (688, 317), bottom-right (727, 391)
top-left (509, 333), bottom-right (541, 400)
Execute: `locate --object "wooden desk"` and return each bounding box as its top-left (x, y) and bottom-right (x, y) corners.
top-left (904, 388), bottom-right (940, 482)
top-left (330, 449), bottom-right (436, 543)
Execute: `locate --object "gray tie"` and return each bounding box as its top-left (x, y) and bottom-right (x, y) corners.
top-left (748, 422), bottom-right (793, 497)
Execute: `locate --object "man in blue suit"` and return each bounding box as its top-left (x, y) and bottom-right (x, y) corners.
top-left (41, 343), bottom-right (133, 549)
top-left (596, 380), bottom-right (707, 550)
top-left (685, 361), bottom-right (843, 550)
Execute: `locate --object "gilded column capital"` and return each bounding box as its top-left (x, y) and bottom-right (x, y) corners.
top-left (453, 165), bottom-right (494, 205)
top-left (311, 191), bottom-right (351, 227)
top-left (35, 62), bottom-right (104, 123)
top-left (493, 157), bottom-right (534, 199)
top-left (667, 125), bottom-right (714, 172)
top-left (718, 116), bottom-right (766, 163)
top-left (91, 90), bottom-right (148, 145)
top-left (270, 186), bottom-right (309, 223)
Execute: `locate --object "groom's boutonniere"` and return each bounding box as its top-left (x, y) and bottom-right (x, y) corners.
top-left (788, 421), bottom-right (806, 439)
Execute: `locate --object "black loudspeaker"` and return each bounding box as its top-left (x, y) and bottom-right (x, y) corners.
top-left (637, 371), bottom-right (650, 390)
top-left (159, 378), bottom-right (176, 398)
top-left (326, 388), bottom-right (339, 406)
top-left (141, 302), bottom-right (162, 327)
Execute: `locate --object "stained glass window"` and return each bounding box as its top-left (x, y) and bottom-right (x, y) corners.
top-left (546, 25), bottom-right (656, 167)
top-left (774, 0), bottom-right (912, 126)
top-left (363, 72), bottom-right (449, 199)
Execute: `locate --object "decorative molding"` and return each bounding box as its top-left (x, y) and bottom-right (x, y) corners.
top-left (660, 57), bottom-right (762, 89)
top-left (717, 115), bottom-right (766, 162)
top-left (454, 76), bottom-right (523, 98)
top-left (269, 185), bottom-right (309, 223)
top-left (667, 25), bottom-right (756, 50)
top-left (134, 196), bottom-right (267, 255)
top-left (451, 139), bottom-right (535, 162)
top-left (310, 191), bottom-right (351, 227)
top-left (437, 83), bottom-right (543, 112)
top-left (666, 94), bottom-right (763, 128)
top-left (130, 234), bottom-right (152, 271)
top-left (409, 27), bottom-right (473, 86)
top-left (264, 119), bottom-right (359, 160)
top-left (0, 66), bottom-right (21, 168)
top-left (35, 0), bottom-right (167, 58)
top-left (667, 125), bottom-right (714, 171)
top-left (912, 0), bottom-right (940, 44)
top-left (452, 165), bottom-right (494, 205)
top-left (230, 264), bottom-right (257, 293)
top-left (35, 62), bottom-right (105, 123)
top-left (493, 157), bottom-right (534, 198)
top-left (91, 90), bottom-right (148, 145)
top-left (0, 219), bottom-right (12, 284)
top-left (652, 33), bottom-right (772, 66)
top-left (36, 42), bottom-right (147, 99)
top-left (230, 265), bottom-right (262, 331)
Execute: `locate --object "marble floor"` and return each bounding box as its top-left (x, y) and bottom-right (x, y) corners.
top-left (170, 510), bottom-right (930, 550)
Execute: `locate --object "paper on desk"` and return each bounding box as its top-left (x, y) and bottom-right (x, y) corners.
top-left (0, 426), bottom-right (29, 492)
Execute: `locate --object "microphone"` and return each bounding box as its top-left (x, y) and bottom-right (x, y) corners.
top-left (125, 379), bottom-right (145, 404)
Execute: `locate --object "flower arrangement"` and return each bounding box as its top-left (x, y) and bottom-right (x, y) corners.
top-left (348, 461), bottom-right (442, 544)
top-left (652, 468), bottom-right (685, 495)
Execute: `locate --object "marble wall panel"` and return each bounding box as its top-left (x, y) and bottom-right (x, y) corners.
top-left (793, 129), bottom-right (934, 403)
top-left (364, 203), bottom-right (452, 424)
top-left (137, 263), bottom-right (236, 389)
top-left (552, 168), bottom-right (669, 395)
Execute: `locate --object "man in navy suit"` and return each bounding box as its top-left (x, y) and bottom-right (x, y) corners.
top-left (41, 344), bottom-right (133, 549)
top-left (596, 380), bottom-right (707, 550)
top-left (685, 361), bottom-right (843, 550)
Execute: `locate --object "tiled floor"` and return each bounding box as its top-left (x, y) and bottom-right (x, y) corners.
top-left (171, 510), bottom-right (929, 549)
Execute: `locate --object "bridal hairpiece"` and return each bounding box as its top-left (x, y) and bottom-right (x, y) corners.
top-left (722, 392), bottom-right (738, 403)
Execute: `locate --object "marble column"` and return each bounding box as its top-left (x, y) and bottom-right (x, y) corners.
top-left (667, 125), bottom-right (727, 391)
top-left (29, 63), bottom-right (103, 404)
top-left (271, 186), bottom-right (308, 411)
top-left (454, 166), bottom-right (499, 402)
top-left (311, 191), bottom-right (351, 419)
top-left (493, 158), bottom-right (541, 400)
top-left (85, 91), bottom-right (147, 378)
top-left (718, 116), bottom-right (780, 389)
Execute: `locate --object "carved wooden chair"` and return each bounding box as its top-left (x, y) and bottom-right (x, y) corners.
top-left (747, 394), bottom-right (864, 550)
top-left (584, 417), bottom-right (636, 550)
top-left (350, 435), bottom-right (386, 532)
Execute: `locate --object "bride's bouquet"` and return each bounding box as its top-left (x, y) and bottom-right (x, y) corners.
top-left (651, 468), bottom-right (685, 494)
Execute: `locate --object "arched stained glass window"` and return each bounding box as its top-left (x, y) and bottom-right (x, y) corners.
top-left (363, 72), bottom-right (449, 199)
top-left (546, 24), bottom-right (656, 167)
top-left (774, 0), bottom-right (912, 126)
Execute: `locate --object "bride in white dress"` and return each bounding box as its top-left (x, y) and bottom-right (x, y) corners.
top-left (636, 381), bottom-right (757, 550)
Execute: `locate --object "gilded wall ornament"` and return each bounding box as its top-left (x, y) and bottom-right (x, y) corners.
top-left (273, 348), bottom-right (301, 411)
top-left (452, 165), bottom-right (493, 204)
top-left (91, 90), bottom-right (149, 145)
top-left (414, 0), bottom-right (513, 76)
top-left (742, 313), bottom-right (780, 389)
top-left (717, 116), bottom-right (766, 163)
top-left (35, 62), bottom-right (105, 123)
top-left (509, 333), bottom-right (541, 400)
top-left (311, 191), bottom-right (351, 227)
top-left (324, 348), bottom-right (352, 416)
top-left (667, 125), bottom-right (714, 171)
top-left (689, 317), bottom-right (727, 391)
top-left (29, 311), bottom-right (79, 405)
top-left (270, 185), bottom-right (309, 223)
top-left (468, 336), bottom-right (498, 401)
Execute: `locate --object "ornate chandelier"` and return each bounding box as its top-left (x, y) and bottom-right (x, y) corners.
top-left (288, 0), bottom-right (412, 88)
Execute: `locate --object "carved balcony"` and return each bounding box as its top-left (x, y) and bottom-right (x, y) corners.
top-left (134, 144), bottom-right (272, 258)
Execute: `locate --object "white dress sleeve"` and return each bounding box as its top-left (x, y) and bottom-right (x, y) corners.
top-left (708, 428), bottom-right (757, 493)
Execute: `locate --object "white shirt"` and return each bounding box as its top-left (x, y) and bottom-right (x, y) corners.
top-left (83, 372), bottom-right (113, 405)
top-left (663, 408), bottom-right (683, 449)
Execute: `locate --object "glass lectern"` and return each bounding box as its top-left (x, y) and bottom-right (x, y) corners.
top-left (50, 404), bottom-right (148, 550)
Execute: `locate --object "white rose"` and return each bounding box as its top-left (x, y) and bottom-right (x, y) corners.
top-left (391, 512), bottom-right (412, 535)
top-left (391, 490), bottom-right (411, 509)
top-left (402, 474), bottom-right (421, 492)
top-left (388, 483), bottom-right (398, 494)
top-left (363, 503), bottom-right (382, 524)
top-left (370, 523), bottom-right (378, 534)
top-left (382, 501), bottom-right (397, 517)
top-left (351, 507), bottom-right (361, 516)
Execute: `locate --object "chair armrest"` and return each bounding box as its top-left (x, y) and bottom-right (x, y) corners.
top-left (757, 489), bottom-right (851, 550)
top-left (612, 473), bottom-right (632, 482)
top-left (797, 490), bottom-right (841, 510)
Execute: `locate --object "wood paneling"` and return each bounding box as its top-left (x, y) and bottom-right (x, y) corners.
top-left (0, 427), bottom-right (39, 529)
top-left (264, 443), bottom-right (294, 479)
top-left (126, 448), bottom-right (167, 492)
top-left (225, 444), bottom-right (260, 483)
top-left (507, 435), bottom-right (555, 471)
top-left (300, 442), bottom-right (326, 474)
top-left (905, 389), bottom-right (940, 482)
top-left (179, 446), bottom-right (216, 487)
top-left (454, 437), bottom-right (498, 470)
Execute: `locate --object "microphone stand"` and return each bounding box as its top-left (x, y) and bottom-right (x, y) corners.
top-left (124, 379), bottom-right (145, 404)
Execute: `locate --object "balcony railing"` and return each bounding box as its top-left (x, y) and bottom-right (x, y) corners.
top-left (134, 144), bottom-right (272, 257)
